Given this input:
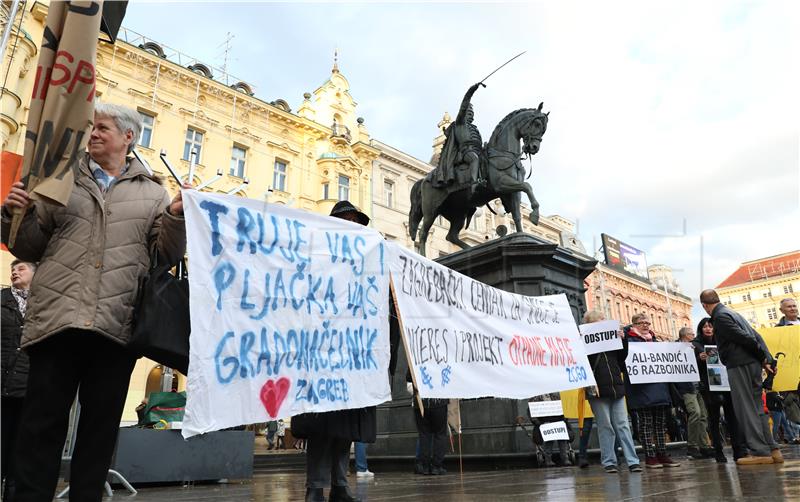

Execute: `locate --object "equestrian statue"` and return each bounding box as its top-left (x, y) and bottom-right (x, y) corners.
top-left (409, 81), bottom-right (549, 256)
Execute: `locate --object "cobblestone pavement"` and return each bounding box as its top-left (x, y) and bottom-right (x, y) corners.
top-left (69, 445), bottom-right (800, 501)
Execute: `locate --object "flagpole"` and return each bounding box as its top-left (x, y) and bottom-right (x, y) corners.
top-left (0, 0), bottom-right (22, 63)
top-left (458, 432), bottom-right (463, 480)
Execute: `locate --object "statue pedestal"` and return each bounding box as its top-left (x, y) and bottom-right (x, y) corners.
top-left (373, 233), bottom-right (597, 459)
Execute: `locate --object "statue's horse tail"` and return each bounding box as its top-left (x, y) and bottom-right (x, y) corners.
top-left (409, 179), bottom-right (424, 240)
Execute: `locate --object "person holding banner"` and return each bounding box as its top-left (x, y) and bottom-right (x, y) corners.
top-left (407, 369), bottom-right (449, 475)
top-left (622, 314), bottom-right (681, 469)
top-left (292, 201), bottom-right (399, 502)
top-left (700, 289), bottom-right (783, 465)
top-left (582, 311), bottom-right (642, 473)
top-left (692, 318), bottom-right (746, 463)
top-left (1, 103), bottom-right (189, 501)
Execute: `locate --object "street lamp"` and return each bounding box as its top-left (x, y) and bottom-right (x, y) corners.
top-left (652, 278), bottom-right (676, 339)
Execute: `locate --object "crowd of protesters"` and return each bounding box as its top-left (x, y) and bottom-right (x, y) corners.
top-left (1, 101), bottom-right (798, 501)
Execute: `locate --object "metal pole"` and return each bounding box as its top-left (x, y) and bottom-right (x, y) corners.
top-left (158, 150), bottom-right (184, 185)
top-left (0, 0), bottom-right (22, 64)
top-left (598, 267), bottom-right (610, 318)
top-left (662, 280), bottom-right (676, 339)
top-left (196, 169), bottom-right (223, 190)
top-left (188, 148), bottom-right (198, 183)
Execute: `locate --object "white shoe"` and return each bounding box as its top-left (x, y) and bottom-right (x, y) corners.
top-left (356, 470), bottom-right (375, 479)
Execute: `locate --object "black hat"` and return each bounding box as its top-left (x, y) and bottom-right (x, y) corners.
top-left (329, 200), bottom-right (370, 226)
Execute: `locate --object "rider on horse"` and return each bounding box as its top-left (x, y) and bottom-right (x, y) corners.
top-left (429, 82), bottom-right (487, 196)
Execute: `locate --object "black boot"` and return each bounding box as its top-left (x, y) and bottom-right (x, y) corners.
top-left (414, 461), bottom-right (430, 475)
top-left (305, 487), bottom-right (325, 502)
top-left (329, 485), bottom-right (360, 502)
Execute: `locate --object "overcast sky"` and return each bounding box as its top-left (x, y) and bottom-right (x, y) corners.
top-left (123, 1), bottom-right (799, 319)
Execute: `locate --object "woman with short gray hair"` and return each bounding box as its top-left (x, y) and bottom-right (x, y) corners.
top-left (1, 101), bottom-right (191, 501)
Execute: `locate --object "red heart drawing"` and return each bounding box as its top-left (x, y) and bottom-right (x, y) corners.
top-left (260, 377), bottom-right (290, 418)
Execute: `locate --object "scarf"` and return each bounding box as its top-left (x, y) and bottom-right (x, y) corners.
top-left (11, 287), bottom-right (29, 317)
top-left (630, 326), bottom-right (653, 341)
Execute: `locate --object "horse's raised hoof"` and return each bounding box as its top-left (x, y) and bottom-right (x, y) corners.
top-left (529, 211), bottom-right (540, 226)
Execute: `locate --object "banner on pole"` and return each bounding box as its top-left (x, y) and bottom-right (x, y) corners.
top-left (529, 400), bottom-right (564, 418)
top-left (625, 342), bottom-right (700, 384)
top-left (579, 320), bottom-right (622, 355)
top-left (539, 421), bottom-right (570, 441)
top-left (387, 243), bottom-right (595, 400)
top-left (10, 0), bottom-right (104, 245)
top-left (182, 192), bottom-right (391, 438)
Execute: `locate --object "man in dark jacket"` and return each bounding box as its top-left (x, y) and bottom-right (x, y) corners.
top-left (1, 260), bottom-right (35, 501)
top-left (293, 201), bottom-right (400, 502)
top-left (622, 313), bottom-right (680, 469)
top-left (692, 317), bottom-right (746, 463)
top-left (583, 311), bottom-right (641, 473)
top-left (700, 289), bottom-right (783, 465)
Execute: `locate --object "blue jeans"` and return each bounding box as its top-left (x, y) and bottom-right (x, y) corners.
top-left (771, 410), bottom-right (799, 441)
top-left (589, 396), bottom-right (640, 467)
top-left (354, 441), bottom-right (368, 472)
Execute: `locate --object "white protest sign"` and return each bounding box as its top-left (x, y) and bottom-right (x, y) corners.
top-left (182, 191), bottom-right (391, 438)
top-left (387, 242), bottom-right (595, 399)
top-left (579, 320), bottom-right (622, 355)
top-left (539, 421), bottom-right (570, 441)
top-left (625, 342), bottom-right (700, 384)
top-left (705, 345), bottom-right (731, 392)
top-left (529, 400), bottom-right (564, 418)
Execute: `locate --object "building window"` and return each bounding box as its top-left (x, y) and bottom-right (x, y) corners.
top-left (338, 174), bottom-right (350, 201)
top-left (767, 307), bottom-right (778, 320)
top-left (229, 145), bottom-right (246, 178)
top-left (138, 112), bottom-right (154, 148)
top-left (763, 290), bottom-right (772, 298)
top-left (183, 128), bottom-right (204, 162)
top-left (785, 284), bottom-right (794, 294)
top-left (742, 292), bottom-right (751, 302)
top-left (384, 180), bottom-right (394, 208)
top-left (322, 182), bottom-right (330, 199)
top-left (273, 160), bottom-right (287, 191)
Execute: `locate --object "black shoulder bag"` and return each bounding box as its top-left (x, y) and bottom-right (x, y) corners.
top-left (129, 250), bottom-right (190, 375)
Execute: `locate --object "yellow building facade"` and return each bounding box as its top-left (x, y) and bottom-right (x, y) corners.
top-left (716, 251), bottom-right (800, 329)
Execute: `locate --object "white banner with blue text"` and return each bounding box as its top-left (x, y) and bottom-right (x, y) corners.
top-left (625, 342), bottom-right (700, 384)
top-left (387, 243), bottom-right (595, 400)
top-left (182, 192), bottom-right (391, 438)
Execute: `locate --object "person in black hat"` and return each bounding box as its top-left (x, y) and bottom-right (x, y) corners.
top-left (328, 200), bottom-right (370, 226)
top-left (294, 200), bottom-right (399, 502)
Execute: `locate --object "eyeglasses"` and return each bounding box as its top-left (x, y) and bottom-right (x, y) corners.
top-left (635, 321), bottom-right (651, 326)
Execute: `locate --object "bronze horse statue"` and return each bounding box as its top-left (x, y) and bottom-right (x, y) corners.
top-left (409, 104), bottom-right (549, 256)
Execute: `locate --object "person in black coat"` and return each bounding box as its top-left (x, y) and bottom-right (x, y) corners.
top-left (1, 259), bottom-right (35, 501)
top-left (583, 310), bottom-right (642, 473)
top-left (692, 317), bottom-right (746, 463)
top-left (406, 369), bottom-right (449, 475)
top-left (292, 201), bottom-right (400, 502)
